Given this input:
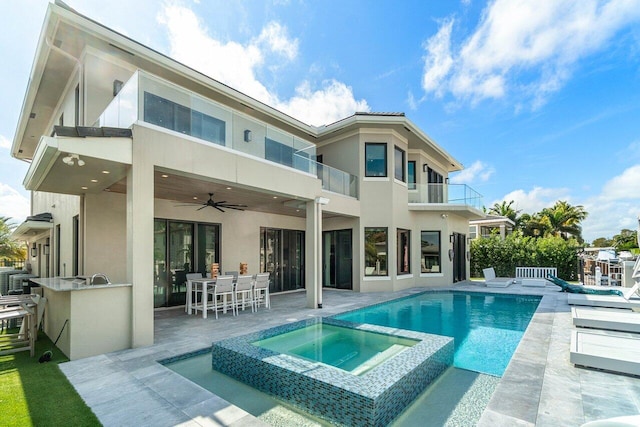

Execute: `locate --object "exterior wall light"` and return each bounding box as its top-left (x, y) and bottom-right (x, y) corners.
top-left (243, 129), bottom-right (252, 142)
top-left (31, 244), bottom-right (37, 258)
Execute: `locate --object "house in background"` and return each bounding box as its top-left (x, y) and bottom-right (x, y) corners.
top-left (10, 1), bottom-right (483, 358)
top-left (469, 215), bottom-right (514, 240)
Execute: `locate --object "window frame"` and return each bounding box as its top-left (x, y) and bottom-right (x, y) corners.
top-left (408, 160), bottom-right (416, 190)
top-left (365, 143), bottom-right (387, 178)
top-left (364, 227), bottom-right (388, 276)
top-left (394, 146), bottom-right (406, 182)
top-left (397, 228), bottom-right (411, 275)
top-left (420, 230), bottom-right (441, 274)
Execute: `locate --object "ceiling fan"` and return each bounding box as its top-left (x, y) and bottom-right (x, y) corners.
top-left (177, 193), bottom-right (247, 213)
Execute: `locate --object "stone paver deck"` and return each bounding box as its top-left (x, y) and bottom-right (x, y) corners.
top-left (59, 282), bottom-right (640, 426)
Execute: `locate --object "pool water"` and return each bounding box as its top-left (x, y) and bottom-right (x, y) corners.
top-left (333, 291), bottom-right (541, 376)
top-left (252, 323), bottom-right (417, 375)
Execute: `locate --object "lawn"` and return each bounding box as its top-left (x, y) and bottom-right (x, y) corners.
top-left (0, 329), bottom-right (100, 426)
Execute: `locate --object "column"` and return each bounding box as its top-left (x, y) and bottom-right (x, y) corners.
top-left (305, 197), bottom-right (329, 308)
top-left (126, 147), bottom-right (154, 347)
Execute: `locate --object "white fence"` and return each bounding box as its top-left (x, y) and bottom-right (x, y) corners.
top-left (515, 267), bottom-right (557, 281)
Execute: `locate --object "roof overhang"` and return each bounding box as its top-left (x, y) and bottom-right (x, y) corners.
top-left (24, 134), bottom-right (132, 195)
top-left (12, 220), bottom-right (54, 241)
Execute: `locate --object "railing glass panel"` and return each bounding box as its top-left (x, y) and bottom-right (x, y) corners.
top-left (409, 183), bottom-right (482, 209)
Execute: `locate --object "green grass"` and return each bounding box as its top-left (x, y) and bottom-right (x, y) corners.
top-left (0, 329), bottom-right (101, 426)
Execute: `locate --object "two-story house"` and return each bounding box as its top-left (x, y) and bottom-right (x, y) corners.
top-left (11, 1), bottom-right (483, 357)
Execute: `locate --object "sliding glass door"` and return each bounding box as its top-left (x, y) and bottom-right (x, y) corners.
top-left (154, 219), bottom-right (220, 308)
top-left (323, 229), bottom-right (352, 289)
top-left (260, 227), bottom-right (305, 293)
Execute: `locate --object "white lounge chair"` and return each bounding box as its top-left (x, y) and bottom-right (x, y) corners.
top-left (567, 283), bottom-right (640, 309)
top-left (570, 329), bottom-right (640, 376)
top-left (482, 267), bottom-right (515, 288)
top-left (581, 415), bottom-right (640, 427)
top-left (572, 306), bottom-right (640, 333)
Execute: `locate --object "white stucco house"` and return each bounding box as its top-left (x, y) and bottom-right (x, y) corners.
top-left (10, 1), bottom-right (483, 359)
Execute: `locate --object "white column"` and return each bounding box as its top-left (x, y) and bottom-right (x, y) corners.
top-left (305, 197), bottom-right (329, 308)
top-left (500, 224), bottom-right (506, 240)
top-left (126, 149), bottom-right (154, 348)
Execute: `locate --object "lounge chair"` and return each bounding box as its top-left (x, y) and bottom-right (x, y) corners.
top-left (570, 329), bottom-right (640, 376)
top-left (581, 415), bottom-right (640, 427)
top-left (566, 282), bottom-right (640, 309)
top-left (547, 275), bottom-right (634, 296)
top-left (572, 306), bottom-right (640, 333)
top-left (482, 267), bottom-right (514, 288)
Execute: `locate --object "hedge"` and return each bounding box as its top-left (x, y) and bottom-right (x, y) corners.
top-left (470, 232), bottom-right (580, 280)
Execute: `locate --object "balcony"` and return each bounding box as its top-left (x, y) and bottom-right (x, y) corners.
top-left (409, 183), bottom-right (483, 211)
top-left (96, 70), bottom-right (357, 198)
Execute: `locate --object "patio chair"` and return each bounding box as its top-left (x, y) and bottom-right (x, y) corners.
top-left (482, 267), bottom-right (515, 288)
top-left (184, 272), bottom-right (203, 313)
top-left (254, 273), bottom-right (271, 310)
top-left (234, 275), bottom-right (255, 313)
top-left (548, 275), bottom-right (637, 297)
top-left (224, 271), bottom-right (239, 281)
top-left (0, 303), bottom-right (36, 356)
top-left (206, 275), bottom-right (235, 319)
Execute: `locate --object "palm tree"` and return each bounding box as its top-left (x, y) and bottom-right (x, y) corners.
top-left (488, 200), bottom-right (523, 228)
top-left (0, 217), bottom-right (27, 260)
top-left (539, 201), bottom-right (588, 241)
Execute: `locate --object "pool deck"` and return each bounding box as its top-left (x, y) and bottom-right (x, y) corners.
top-left (59, 282), bottom-right (640, 426)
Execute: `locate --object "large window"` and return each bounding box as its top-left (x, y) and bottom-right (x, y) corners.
top-left (427, 166), bottom-right (444, 203)
top-left (365, 143), bottom-right (387, 177)
top-left (408, 160), bottom-right (416, 189)
top-left (394, 146), bottom-right (406, 182)
top-left (397, 229), bottom-right (410, 275)
top-left (144, 92), bottom-right (226, 145)
top-left (364, 228), bottom-right (388, 276)
top-left (421, 231), bottom-right (441, 273)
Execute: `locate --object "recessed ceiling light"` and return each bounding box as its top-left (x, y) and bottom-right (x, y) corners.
top-left (102, 170), bottom-right (110, 174)
top-left (296, 209), bottom-right (300, 212)
top-left (161, 174), bottom-right (168, 178)
top-left (273, 196), bottom-right (278, 199)
top-left (226, 187), bottom-right (232, 190)
top-left (90, 179), bottom-right (98, 183)
top-left (81, 186), bottom-right (88, 190)
top-left (193, 197), bottom-right (198, 200)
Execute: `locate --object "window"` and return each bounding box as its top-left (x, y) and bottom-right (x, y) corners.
top-left (421, 231), bottom-right (441, 273)
top-left (427, 167), bottom-right (444, 203)
top-left (365, 143), bottom-right (387, 177)
top-left (74, 84), bottom-right (80, 126)
top-left (469, 225), bottom-right (477, 240)
top-left (408, 161), bottom-right (416, 190)
top-left (143, 92), bottom-right (226, 145)
top-left (397, 229), bottom-right (410, 275)
top-left (394, 146), bottom-right (406, 181)
top-left (364, 228), bottom-right (387, 276)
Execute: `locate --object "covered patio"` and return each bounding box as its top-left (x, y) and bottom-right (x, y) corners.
top-left (58, 283), bottom-right (640, 426)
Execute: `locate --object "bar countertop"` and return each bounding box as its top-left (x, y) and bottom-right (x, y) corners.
top-left (30, 277), bottom-right (132, 292)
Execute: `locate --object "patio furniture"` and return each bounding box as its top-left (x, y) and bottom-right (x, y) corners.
top-left (234, 275), bottom-right (255, 313)
top-left (206, 275), bottom-right (235, 319)
top-left (253, 273), bottom-right (270, 310)
top-left (550, 275), bottom-right (639, 297)
top-left (184, 273), bottom-right (203, 313)
top-left (570, 329), bottom-right (640, 376)
top-left (567, 292), bottom-right (640, 309)
top-left (482, 267), bottom-right (514, 288)
top-left (225, 271), bottom-right (239, 281)
top-left (0, 303), bottom-right (36, 356)
top-left (515, 267), bottom-right (557, 284)
top-left (572, 306), bottom-right (640, 333)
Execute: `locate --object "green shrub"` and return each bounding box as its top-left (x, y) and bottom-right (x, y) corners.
top-left (470, 232), bottom-right (580, 280)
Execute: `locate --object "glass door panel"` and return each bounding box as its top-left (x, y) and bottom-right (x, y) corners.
top-left (197, 224), bottom-right (220, 277)
top-left (322, 230), bottom-right (352, 289)
top-left (168, 222), bottom-right (193, 307)
top-left (154, 220), bottom-right (168, 308)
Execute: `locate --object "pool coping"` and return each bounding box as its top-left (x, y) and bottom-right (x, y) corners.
top-left (57, 283), bottom-right (640, 426)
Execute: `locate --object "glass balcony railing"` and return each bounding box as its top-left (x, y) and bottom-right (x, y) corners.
top-left (95, 70), bottom-right (358, 198)
top-left (408, 183), bottom-right (483, 210)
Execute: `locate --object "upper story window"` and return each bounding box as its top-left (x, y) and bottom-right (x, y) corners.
top-left (394, 146), bottom-right (405, 182)
top-left (365, 143), bottom-right (387, 177)
top-left (408, 161), bottom-right (416, 189)
top-left (143, 91), bottom-right (225, 146)
top-left (427, 166), bottom-right (444, 203)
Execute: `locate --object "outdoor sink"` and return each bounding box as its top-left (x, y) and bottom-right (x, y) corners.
top-left (60, 274), bottom-right (111, 286)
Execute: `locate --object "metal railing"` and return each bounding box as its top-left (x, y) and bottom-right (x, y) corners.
top-left (408, 183), bottom-right (482, 210)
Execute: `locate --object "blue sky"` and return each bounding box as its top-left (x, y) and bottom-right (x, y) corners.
top-left (1, 0), bottom-right (639, 242)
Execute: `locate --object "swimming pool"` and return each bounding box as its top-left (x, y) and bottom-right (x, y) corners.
top-left (333, 291), bottom-right (541, 376)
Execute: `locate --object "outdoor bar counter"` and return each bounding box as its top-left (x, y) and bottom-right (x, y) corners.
top-left (31, 277), bottom-right (132, 360)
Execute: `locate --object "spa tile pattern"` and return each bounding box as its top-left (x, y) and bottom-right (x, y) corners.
top-left (211, 317), bottom-right (453, 426)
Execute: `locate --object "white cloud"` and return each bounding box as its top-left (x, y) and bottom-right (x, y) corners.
top-left (449, 160), bottom-right (494, 184)
top-left (157, 3), bottom-right (368, 126)
top-left (0, 183), bottom-right (29, 222)
top-left (496, 186), bottom-right (571, 214)
top-left (422, 0), bottom-right (640, 108)
top-left (0, 135), bottom-right (10, 149)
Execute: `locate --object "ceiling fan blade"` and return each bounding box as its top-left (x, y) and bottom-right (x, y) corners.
top-left (197, 205), bottom-right (207, 210)
top-left (224, 206), bottom-right (245, 211)
top-left (214, 206), bottom-right (225, 213)
top-left (215, 200), bottom-right (227, 204)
